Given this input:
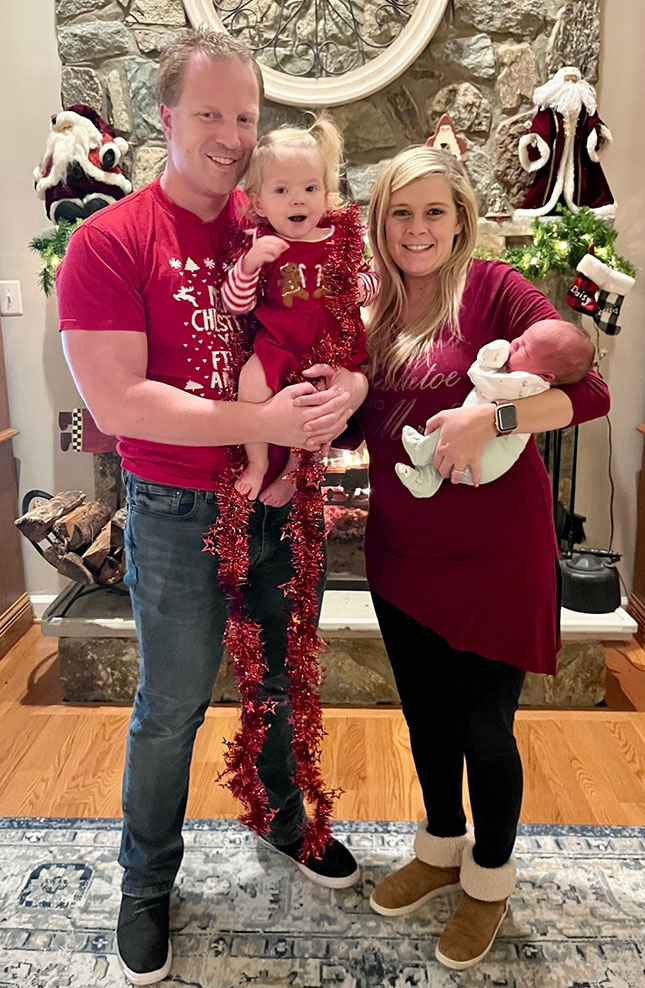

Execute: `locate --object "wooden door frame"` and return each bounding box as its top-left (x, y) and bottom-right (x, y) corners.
top-left (0, 314), bottom-right (33, 658)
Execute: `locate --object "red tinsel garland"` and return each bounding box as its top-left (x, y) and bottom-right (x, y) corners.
top-left (205, 204), bottom-right (368, 860)
top-left (280, 448), bottom-right (339, 858)
top-left (202, 219), bottom-right (278, 835)
top-left (203, 465), bottom-right (277, 834)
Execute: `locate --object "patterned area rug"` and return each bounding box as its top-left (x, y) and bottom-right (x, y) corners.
top-left (0, 819), bottom-right (643, 987)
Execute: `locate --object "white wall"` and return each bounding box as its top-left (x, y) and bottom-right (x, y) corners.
top-left (0, 1), bottom-right (94, 596)
top-left (575, 0), bottom-right (645, 592)
top-left (1, 0), bottom-right (644, 597)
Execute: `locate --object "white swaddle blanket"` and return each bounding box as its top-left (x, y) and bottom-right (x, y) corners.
top-left (396, 339), bottom-right (550, 498)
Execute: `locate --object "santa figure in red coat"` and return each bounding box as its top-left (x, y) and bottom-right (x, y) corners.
top-left (515, 66), bottom-right (615, 219)
top-left (34, 104), bottom-right (132, 224)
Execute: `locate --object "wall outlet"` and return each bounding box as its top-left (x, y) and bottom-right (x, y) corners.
top-left (0, 280), bottom-right (23, 317)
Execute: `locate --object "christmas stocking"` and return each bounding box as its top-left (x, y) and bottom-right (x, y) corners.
top-left (570, 253), bottom-right (636, 335)
top-left (592, 269), bottom-right (636, 335)
top-left (566, 254), bottom-right (600, 315)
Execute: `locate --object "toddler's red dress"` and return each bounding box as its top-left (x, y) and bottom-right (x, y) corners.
top-left (221, 208), bottom-right (376, 391)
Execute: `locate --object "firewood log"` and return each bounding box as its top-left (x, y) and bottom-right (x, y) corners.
top-left (110, 506), bottom-right (127, 549)
top-left (97, 550), bottom-right (126, 585)
top-left (42, 542), bottom-right (67, 570)
top-left (82, 523), bottom-right (112, 572)
top-left (14, 491), bottom-right (86, 542)
top-left (58, 551), bottom-right (95, 586)
top-left (51, 500), bottom-right (112, 551)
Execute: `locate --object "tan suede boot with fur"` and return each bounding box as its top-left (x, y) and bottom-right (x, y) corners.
top-left (369, 821), bottom-right (466, 917)
top-left (435, 845), bottom-right (516, 970)
top-left (435, 892), bottom-right (508, 969)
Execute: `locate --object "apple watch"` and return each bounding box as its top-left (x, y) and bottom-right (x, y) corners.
top-left (493, 400), bottom-right (518, 435)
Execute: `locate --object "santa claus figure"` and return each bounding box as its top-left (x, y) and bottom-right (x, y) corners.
top-left (34, 104), bottom-right (132, 224)
top-left (426, 113), bottom-right (468, 161)
top-left (515, 66), bottom-right (615, 219)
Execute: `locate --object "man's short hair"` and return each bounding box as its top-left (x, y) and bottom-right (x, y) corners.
top-left (158, 26), bottom-right (264, 106)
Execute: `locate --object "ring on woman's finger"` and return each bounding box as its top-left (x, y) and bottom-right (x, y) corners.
top-left (452, 466), bottom-right (471, 483)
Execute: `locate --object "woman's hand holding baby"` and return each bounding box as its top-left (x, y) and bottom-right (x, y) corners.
top-left (242, 235), bottom-right (289, 275)
top-left (424, 404), bottom-right (497, 486)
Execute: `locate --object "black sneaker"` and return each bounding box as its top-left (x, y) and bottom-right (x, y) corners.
top-left (259, 834), bottom-right (360, 888)
top-left (116, 892), bottom-right (172, 985)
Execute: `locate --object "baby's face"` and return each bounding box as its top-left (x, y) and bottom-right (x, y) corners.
top-left (507, 322), bottom-right (563, 381)
top-left (252, 149), bottom-right (327, 240)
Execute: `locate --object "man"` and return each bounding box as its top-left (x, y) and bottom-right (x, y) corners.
top-left (57, 29), bottom-right (367, 986)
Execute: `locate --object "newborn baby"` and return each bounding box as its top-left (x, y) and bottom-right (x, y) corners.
top-left (396, 319), bottom-right (595, 498)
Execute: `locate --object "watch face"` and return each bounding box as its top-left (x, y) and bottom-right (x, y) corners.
top-left (497, 404), bottom-right (518, 432)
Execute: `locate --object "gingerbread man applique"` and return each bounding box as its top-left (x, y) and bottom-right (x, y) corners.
top-left (313, 263), bottom-right (330, 299)
top-left (279, 262), bottom-right (310, 308)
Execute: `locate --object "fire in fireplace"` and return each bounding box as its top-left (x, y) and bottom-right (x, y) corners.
top-left (323, 445), bottom-right (370, 588)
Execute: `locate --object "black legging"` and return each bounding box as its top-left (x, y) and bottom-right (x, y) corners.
top-left (371, 591), bottom-right (526, 869)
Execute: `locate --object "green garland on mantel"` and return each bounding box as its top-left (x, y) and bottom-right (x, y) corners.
top-left (28, 219), bottom-right (83, 296)
top-left (489, 205), bottom-right (636, 280)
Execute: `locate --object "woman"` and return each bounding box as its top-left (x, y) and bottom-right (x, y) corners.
top-left (357, 147), bottom-right (609, 970)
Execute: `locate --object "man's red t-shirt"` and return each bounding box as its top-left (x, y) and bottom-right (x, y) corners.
top-left (56, 178), bottom-right (271, 490)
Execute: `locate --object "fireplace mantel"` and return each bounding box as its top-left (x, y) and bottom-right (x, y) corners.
top-left (42, 584), bottom-right (636, 644)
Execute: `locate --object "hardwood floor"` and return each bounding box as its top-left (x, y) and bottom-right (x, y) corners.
top-left (1, 625), bottom-right (644, 825)
top-left (605, 639), bottom-right (645, 709)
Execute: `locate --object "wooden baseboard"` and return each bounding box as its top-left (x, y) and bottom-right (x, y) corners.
top-left (0, 594), bottom-right (33, 661)
top-left (627, 592), bottom-right (645, 645)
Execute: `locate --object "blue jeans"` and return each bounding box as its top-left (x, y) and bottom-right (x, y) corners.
top-left (120, 471), bottom-right (323, 897)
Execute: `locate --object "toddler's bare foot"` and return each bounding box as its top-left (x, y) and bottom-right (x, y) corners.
top-left (235, 465), bottom-right (265, 501)
top-left (259, 475), bottom-right (296, 507)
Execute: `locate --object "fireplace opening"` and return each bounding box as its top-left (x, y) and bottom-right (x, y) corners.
top-left (323, 444), bottom-right (369, 589)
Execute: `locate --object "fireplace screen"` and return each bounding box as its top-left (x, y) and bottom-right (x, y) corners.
top-left (323, 444), bottom-right (369, 589)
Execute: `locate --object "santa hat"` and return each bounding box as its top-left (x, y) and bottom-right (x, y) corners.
top-left (66, 103), bottom-right (115, 136)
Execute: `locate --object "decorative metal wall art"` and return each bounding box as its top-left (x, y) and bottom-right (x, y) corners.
top-left (183, 0), bottom-right (450, 105)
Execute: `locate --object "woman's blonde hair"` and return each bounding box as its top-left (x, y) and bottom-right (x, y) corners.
top-left (367, 146), bottom-right (479, 386)
top-left (244, 113), bottom-right (344, 222)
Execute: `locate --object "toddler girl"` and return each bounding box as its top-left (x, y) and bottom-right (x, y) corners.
top-left (221, 116), bottom-right (377, 505)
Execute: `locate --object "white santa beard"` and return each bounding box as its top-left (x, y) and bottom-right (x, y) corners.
top-left (35, 117), bottom-right (103, 194)
top-left (534, 80), bottom-right (596, 118)
top-left (52, 132), bottom-right (93, 178)
top-left (434, 127), bottom-right (462, 157)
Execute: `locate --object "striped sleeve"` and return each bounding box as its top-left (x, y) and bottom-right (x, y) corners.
top-left (358, 270), bottom-right (379, 305)
top-left (220, 255), bottom-right (261, 314)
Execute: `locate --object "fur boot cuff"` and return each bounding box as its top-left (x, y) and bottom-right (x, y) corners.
top-left (460, 845), bottom-right (516, 901)
top-left (414, 820), bottom-right (472, 868)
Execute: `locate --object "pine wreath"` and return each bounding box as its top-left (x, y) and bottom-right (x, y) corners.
top-left (29, 220), bottom-right (84, 296)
